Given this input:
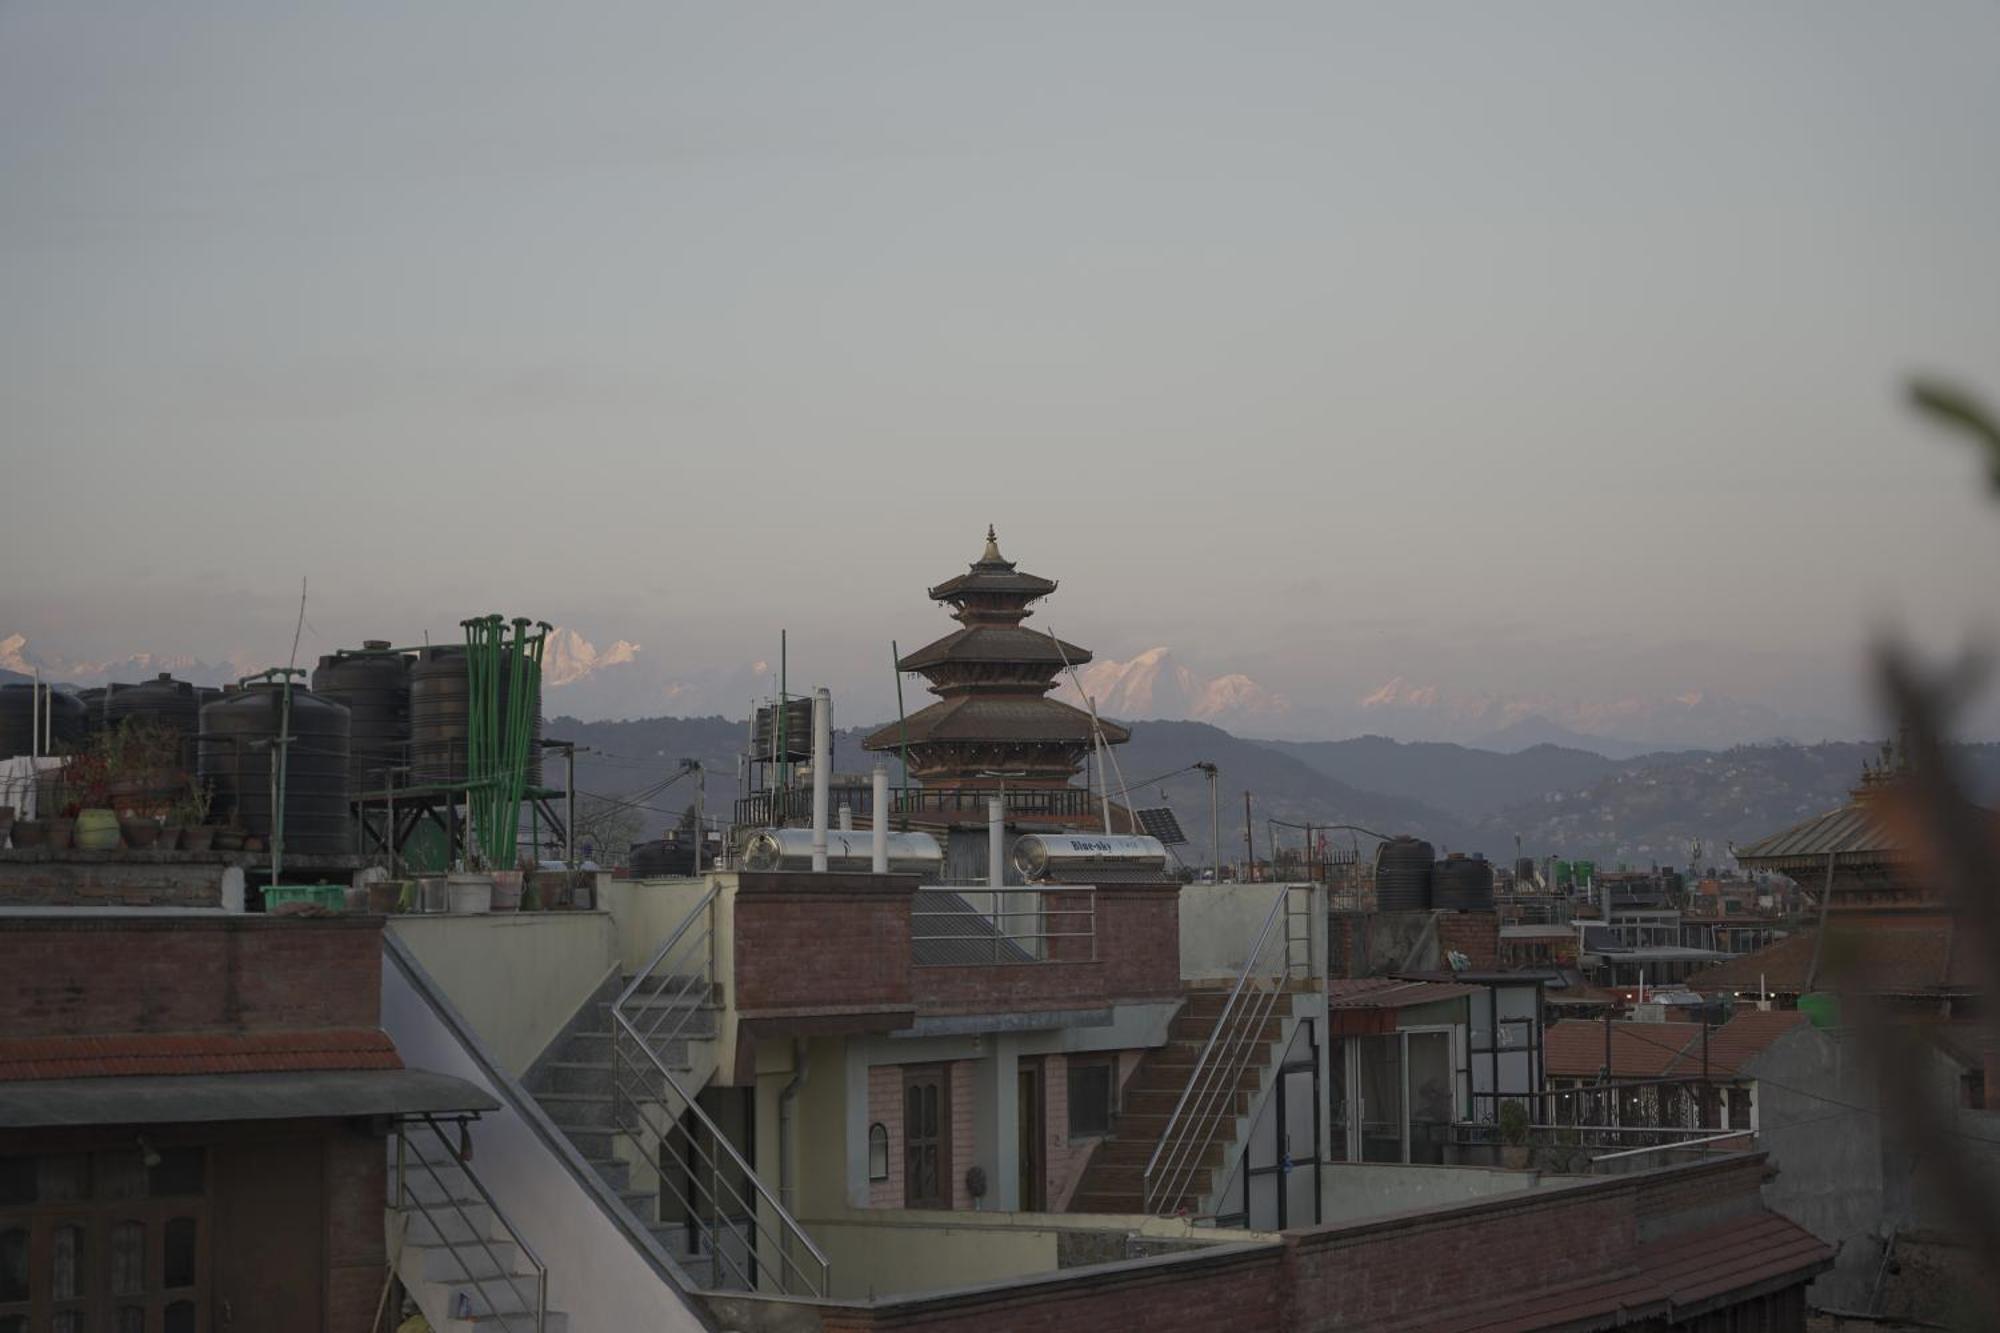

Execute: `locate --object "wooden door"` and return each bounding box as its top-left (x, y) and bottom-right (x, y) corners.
top-left (1017, 1064), bottom-right (1045, 1211)
top-left (212, 1139), bottom-right (324, 1333)
top-left (902, 1067), bottom-right (950, 1209)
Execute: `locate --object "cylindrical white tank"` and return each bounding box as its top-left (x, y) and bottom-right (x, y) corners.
top-left (741, 828), bottom-right (944, 876)
top-left (1012, 833), bottom-right (1169, 881)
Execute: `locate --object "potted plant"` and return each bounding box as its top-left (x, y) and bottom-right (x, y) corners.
top-left (10, 818), bottom-right (47, 849)
top-left (1498, 1100), bottom-right (1532, 1170)
top-left (165, 778), bottom-right (215, 852)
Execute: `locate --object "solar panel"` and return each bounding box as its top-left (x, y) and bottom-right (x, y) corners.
top-left (1134, 807), bottom-right (1187, 846)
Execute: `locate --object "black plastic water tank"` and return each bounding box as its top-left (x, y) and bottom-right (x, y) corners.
top-left (1373, 835), bottom-right (1435, 911)
top-left (409, 646), bottom-right (542, 787)
top-left (0, 685), bottom-right (86, 759)
top-left (197, 683), bottom-right (351, 854)
top-left (1433, 853), bottom-right (1495, 910)
top-left (312, 643), bottom-right (411, 795)
top-left (105, 674), bottom-right (201, 763)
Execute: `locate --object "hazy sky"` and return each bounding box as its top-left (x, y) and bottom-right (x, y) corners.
top-left (4, 2), bottom-right (1999, 735)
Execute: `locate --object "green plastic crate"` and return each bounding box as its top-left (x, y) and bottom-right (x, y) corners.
top-left (263, 884), bottom-right (347, 913)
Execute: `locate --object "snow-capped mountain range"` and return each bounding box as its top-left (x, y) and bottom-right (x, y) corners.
top-left (1056, 647), bottom-right (1289, 728)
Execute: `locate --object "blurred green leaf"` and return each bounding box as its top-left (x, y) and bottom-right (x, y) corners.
top-left (1910, 378), bottom-right (2000, 491)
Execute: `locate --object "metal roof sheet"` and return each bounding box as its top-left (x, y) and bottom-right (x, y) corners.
top-left (0, 1068), bottom-right (496, 1128)
top-left (1733, 800), bottom-right (1901, 865)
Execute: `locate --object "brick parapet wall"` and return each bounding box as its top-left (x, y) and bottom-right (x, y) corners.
top-left (0, 915), bottom-right (383, 1036)
top-left (809, 1155), bottom-right (1780, 1332)
top-left (733, 872), bottom-right (917, 1016)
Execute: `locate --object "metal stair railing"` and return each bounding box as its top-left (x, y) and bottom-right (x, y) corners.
top-left (1143, 883), bottom-right (1310, 1214)
top-left (611, 887), bottom-right (831, 1297)
top-left (394, 1114), bottom-right (547, 1333)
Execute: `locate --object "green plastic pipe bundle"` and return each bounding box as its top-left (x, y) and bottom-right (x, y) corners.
top-left (460, 615), bottom-right (548, 870)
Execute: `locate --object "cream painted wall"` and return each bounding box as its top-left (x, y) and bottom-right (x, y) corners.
top-left (1178, 881), bottom-right (1298, 980)
top-left (388, 912), bottom-right (617, 1076)
top-left (600, 874), bottom-right (715, 973)
top-left (1317, 1161), bottom-right (1564, 1224)
top-left (799, 1209), bottom-right (1268, 1299)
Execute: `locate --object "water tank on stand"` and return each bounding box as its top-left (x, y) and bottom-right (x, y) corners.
top-left (197, 683), bottom-right (351, 855)
top-left (409, 646), bottom-right (542, 787)
top-left (1373, 835), bottom-right (1435, 911)
top-left (0, 685), bottom-right (86, 759)
top-left (312, 642), bottom-right (411, 796)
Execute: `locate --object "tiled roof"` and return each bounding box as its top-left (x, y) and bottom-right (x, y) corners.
top-left (0, 1030), bottom-right (402, 1082)
top-left (897, 626), bottom-right (1091, 671)
top-left (1686, 913), bottom-right (1979, 997)
top-left (1544, 1011), bottom-right (1808, 1080)
top-left (1414, 1211), bottom-right (1832, 1332)
top-left (862, 695), bottom-right (1131, 750)
top-left (1545, 1019), bottom-right (1701, 1079)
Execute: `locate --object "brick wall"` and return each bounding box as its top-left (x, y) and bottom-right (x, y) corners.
top-left (0, 915), bottom-right (384, 1036)
top-left (912, 884), bottom-right (1180, 1016)
top-left (0, 854), bottom-right (227, 908)
top-left (1437, 911), bottom-right (1500, 970)
top-left (733, 872), bottom-right (915, 1017)
top-left (323, 1124), bottom-right (388, 1333)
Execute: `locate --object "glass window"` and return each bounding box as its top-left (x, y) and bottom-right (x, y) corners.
top-left (164, 1217), bottom-right (197, 1290)
top-left (166, 1301), bottom-right (196, 1333)
top-left (0, 1160), bottom-right (32, 1208)
top-left (1066, 1060), bottom-right (1113, 1138)
top-left (0, 1316), bottom-right (23, 1333)
top-left (867, 1123), bottom-right (890, 1182)
top-left (1358, 1035), bottom-right (1404, 1163)
top-left (0, 1226), bottom-right (26, 1301)
top-left (54, 1314), bottom-right (84, 1333)
top-left (96, 1153), bottom-right (147, 1201)
top-left (111, 1220), bottom-right (146, 1296)
top-left (149, 1149), bottom-right (204, 1199)
top-left (1407, 1031), bottom-right (1455, 1165)
top-left (52, 1223), bottom-right (85, 1300)
top-left (116, 1309), bottom-right (145, 1333)
top-left (37, 1157), bottom-right (90, 1203)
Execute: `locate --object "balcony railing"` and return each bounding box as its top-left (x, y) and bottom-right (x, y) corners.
top-left (911, 886), bottom-right (1096, 965)
top-left (733, 784), bottom-right (1096, 829)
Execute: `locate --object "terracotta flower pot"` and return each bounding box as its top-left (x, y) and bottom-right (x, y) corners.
top-left (48, 818), bottom-right (76, 851)
top-left (10, 819), bottom-right (47, 849)
top-left (120, 818), bottom-right (161, 850)
top-left (214, 830), bottom-right (244, 852)
top-left (242, 835), bottom-right (264, 853)
top-left (157, 825), bottom-right (184, 852)
top-left (182, 826), bottom-right (216, 853)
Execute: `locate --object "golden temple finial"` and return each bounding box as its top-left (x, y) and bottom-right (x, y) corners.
top-left (981, 525), bottom-right (1003, 563)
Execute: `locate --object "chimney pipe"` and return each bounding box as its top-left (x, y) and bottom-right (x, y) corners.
top-left (988, 797), bottom-right (1004, 890)
top-left (871, 764), bottom-right (889, 873)
top-left (811, 687), bottom-right (831, 872)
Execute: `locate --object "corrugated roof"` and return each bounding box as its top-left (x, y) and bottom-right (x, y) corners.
top-left (0, 1029), bottom-right (402, 1082)
top-left (1328, 977), bottom-right (1479, 1009)
top-left (1733, 800), bottom-right (1901, 866)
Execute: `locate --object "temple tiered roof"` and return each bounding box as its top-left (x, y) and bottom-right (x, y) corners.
top-left (863, 528), bottom-right (1127, 788)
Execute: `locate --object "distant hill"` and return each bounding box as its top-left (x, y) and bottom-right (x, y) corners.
top-left (1260, 735), bottom-right (1627, 820)
top-left (1471, 715), bottom-right (1694, 760)
top-left (1491, 741), bottom-right (2000, 868)
top-left (543, 712), bottom-right (2000, 872)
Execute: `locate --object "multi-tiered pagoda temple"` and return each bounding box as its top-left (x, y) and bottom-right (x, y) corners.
top-left (864, 528), bottom-right (1127, 823)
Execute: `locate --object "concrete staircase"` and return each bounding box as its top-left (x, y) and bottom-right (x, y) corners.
top-left (388, 1132), bottom-right (570, 1333)
top-left (523, 974), bottom-right (727, 1277)
top-left (1067, 985), bottom-right (1297, 1215)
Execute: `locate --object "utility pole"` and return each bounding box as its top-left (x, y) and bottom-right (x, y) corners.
top-left (1243, 791), bottom-right (1255, 882)
top-left (1196, 762), bottom-right (1219, 881)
